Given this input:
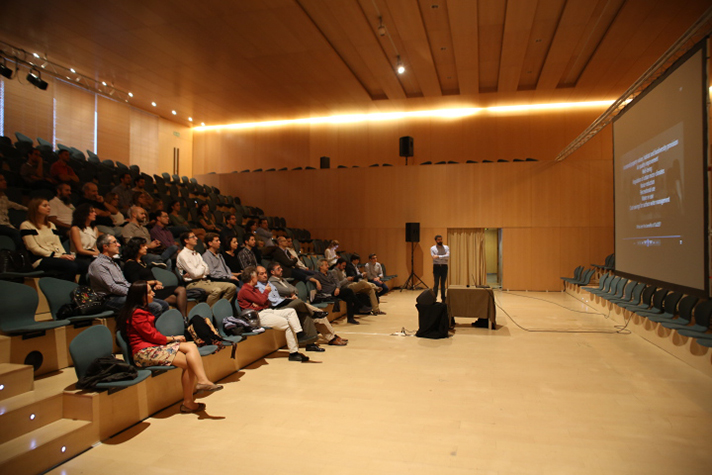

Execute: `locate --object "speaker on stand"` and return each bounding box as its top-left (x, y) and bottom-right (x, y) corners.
top-left (402, 222), bottom-right (427, 291)
top-left (399, 136), bottom-right (414, 165)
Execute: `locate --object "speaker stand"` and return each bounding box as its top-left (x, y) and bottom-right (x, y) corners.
top-left (401, 241), bottom-right (427, 291)
top-left (404, 155), bottom-right (411, 165)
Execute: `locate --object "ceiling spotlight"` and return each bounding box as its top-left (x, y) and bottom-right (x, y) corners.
top-left (396, 56), bottom-right (405, 74)
top-left (70, 68), bottom-right (76, 73)
top-left (101, 81), bottom-right (107, 86)
top-left (201, 122), bottom-right (205, 126)
top-left (188, 117), bottom-right (193, 122)
top-left (32, 52), bottom-right (40, 59)
top-left (151, 102), bottom-right (157, 107)
top-left (27, 68), bottom-right (48, 90)
top-left (171, 110), bottom-right (177, 115)
top-left (128, 92), bottom-right (133, 97)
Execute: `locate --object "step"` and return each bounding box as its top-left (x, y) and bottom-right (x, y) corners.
top-left (0, 393), bottom-right (63, 444)
top-left (0, 418), bottom-right (94, 475)
top-left (0, 363), bottom-right (34, 401)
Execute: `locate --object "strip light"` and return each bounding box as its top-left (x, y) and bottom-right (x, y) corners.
top-left (194, 101), bottom-right (613, 131)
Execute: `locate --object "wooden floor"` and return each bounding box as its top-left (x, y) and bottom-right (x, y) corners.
top-left (49, 290), bottom-right (712, 475)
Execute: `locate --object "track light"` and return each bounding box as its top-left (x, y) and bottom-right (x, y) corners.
top-left (377, 16), bottom-right (386, 37)
top-left (27, 68), bottom-right (48, 90)
top-left (396, 56), bottom-right (405, 74)
top-left (0, 59), bottom-right (13, 79)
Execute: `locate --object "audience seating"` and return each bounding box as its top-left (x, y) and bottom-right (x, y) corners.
top-left (156, 308), bottom-right (218, 356)
top-left (38, 277), bottom-right (115, 325)
top-left (652, 295), bottom-right (698, 327)
top-left (69, 325), bottom-right (151, 391)
top-left (675, 300), bottom-right (712, 339)
top-left (0, 280), bottom-right (69, 335)
top-left (640, 291), bottom-right (684, 321)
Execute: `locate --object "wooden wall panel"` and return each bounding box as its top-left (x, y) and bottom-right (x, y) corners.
top-left (2, 76), bottom-right (54, 145)
top-left (199, 157), bottom-right (613, 291)
top-left (97, 96), bottom-right (131, 165)
top-left (193, 107), bottom-right (608, 170)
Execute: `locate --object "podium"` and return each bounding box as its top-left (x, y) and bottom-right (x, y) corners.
top-left (446, 285), bottom-right (497, 329)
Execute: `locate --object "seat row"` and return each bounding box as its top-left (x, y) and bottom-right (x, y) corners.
top-left (581, 273), bottom-right (712, 347)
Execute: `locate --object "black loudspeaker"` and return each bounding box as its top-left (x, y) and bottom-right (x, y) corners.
top-left (416, 288), bottom-right (436, 306)
top-left (320, 156), bottom-right (330, 169)
top-left (406, 222), bottom-right (420, 242)
top-left (399, 136), bottom-right (414, 157)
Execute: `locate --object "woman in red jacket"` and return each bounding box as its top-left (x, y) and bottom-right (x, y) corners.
top-left (117, 281), bottom-right (222, 413)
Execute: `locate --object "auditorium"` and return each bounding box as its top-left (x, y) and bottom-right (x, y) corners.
top-left (0, 1), bottom-right (711, 474)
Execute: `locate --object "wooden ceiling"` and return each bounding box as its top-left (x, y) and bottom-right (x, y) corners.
top-left (0, 0), bottom-right (709, 126)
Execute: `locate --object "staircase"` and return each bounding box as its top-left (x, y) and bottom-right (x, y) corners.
top-left (0, 363), bottom-right (95, 474)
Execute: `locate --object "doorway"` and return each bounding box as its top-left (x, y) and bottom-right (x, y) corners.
top-left (484, 228), bottom-right (502, 288)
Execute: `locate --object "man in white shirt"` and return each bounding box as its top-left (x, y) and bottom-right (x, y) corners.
top-left (430, 235), bottom-right (450, 302)
top-left (176, 231), bottom-right (237, 306)
top-left (48, 183), bottom-right (75, 237)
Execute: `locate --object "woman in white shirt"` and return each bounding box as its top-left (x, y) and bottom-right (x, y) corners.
top-left (69, 203), bottom-right (101, 262)
top-left (325, 240), bottom-right (339, 267)
top-left (21, 198), bottom-right (88, 281)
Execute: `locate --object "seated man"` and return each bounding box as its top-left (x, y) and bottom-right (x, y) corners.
top-left (255, 218), bottom-right (274, 246)
top-left (150, 210), bottom-right (178, 250)
top-left (110, 172), bottom-right (134, 213)
top-left (49, 149), bottom-right (80, 185)
top-left (238, 234), bottom-right (259, 270)
top-left (237, 266), bottom-right (311, 362)
top-left (78, 182), bottom-right (116, 235)
top-left (0, 173), bottom-right (27, 248)
top-left (48, 183), bottom-right (75, 237)
top-left (267, 262), bottom-right (347, 346)
top-left (202, 233), bottom-right (241, 284)
top-left (364, 253), bottom-right (389, 296)
top-left (219, 213), bottom-right (238, 253)
top-left (176, 231), bottom-right (237, 306)
top-left (333, 258), bottom-right (385, 315)
top-left (310, 258), bottom-right (362, 325)
top-left (20, 148), bottom-right (54, 192)
top-left (272, 236), bottom-right (317, 282)
top-left (88, 234), bottom-right (167, 316)
top-left (122, 206), bottom-right (177, 269)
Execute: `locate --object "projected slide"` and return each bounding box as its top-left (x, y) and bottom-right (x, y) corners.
top-left (618, 123), bottom-right (683, 247)
top-left (613, 44), bottom-right (706, 294)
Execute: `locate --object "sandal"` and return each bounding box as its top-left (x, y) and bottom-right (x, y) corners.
top-left (180, 402), bottom-right (206, 413)
top-left (195, 383), bottom-right (223, 393)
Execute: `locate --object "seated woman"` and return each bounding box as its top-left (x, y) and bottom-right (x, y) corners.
top-left (222, 236), bottom-right (242, 277)
top-left (168, 200), bottom-right (203, 240)
top-left (123, 237), bottom-right (188, 317)
top-left (324, 240), bottom-right (339, 268)
top-left (117, 281), bottom-right (222, 413)
top-left (198, 202), bottom-right (221, 233)
top-left (21, 197), bottom-right (89, 281)
top-left (69, 203), bottom-right (101, 263)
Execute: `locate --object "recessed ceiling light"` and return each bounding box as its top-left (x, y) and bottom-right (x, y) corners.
top-left (151, 102), bottom-right (157, 107)
top-left (70, 68), bottom-right (76, 73)
top-left (101, 81), bottom-right (107, 86)
top-left (33, 53), bottom-right (40, 58)
top-left (171, 110), bottom-right (177, 115)
top-left (201, 122), bottom-right (205, 126)
top-left (128, 92), bottom-right (133, 97)
top-left (188, 117), bottom-right (193, 122)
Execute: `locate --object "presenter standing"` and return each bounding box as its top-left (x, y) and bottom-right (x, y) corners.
top-left (430, 235), bottom-right (450, 302)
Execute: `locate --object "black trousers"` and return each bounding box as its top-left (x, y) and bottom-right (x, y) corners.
top-left (433, 264), bottom-right (448, 301)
